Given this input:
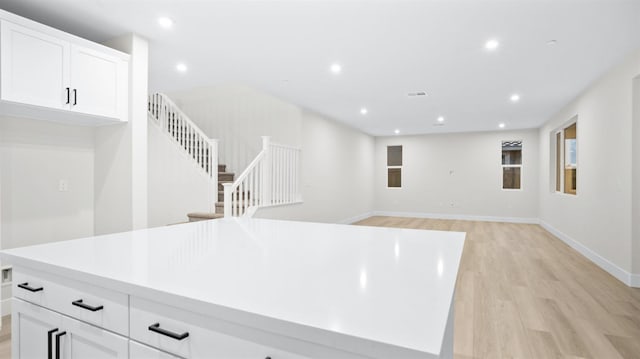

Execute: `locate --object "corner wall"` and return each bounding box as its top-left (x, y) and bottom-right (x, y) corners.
top-left (538, 49), bottom-right (640, 283)
top-left (373, 129), bottom-right (539, 222)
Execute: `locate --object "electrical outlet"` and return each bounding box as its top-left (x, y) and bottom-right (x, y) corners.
top-left (59, 179), bottom-right (69, 192)
top-left (1, 267), bottom-right (12, 285)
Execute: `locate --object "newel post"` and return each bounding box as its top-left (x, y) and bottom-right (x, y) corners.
top-left (223, 183), bottom-right (232, 217)
top-left (210, 138), bottom-right (219, 213)
top-left (261, 136), bottom-right (272, 206)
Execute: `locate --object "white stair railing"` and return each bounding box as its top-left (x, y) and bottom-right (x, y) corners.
top-left (148, 93), bottom-right (218, 211)
top-left (224, 136), bottom-right (302, 217)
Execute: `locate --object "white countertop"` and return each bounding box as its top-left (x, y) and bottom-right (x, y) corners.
top-left (1, 218), bottom-right (465, 358)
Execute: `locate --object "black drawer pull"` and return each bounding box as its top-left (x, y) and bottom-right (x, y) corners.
top-left (73, 89), bottom-right (77, 106)
top-left (55, 331), bottom-right (66, 359)
top-left (148, 323), bottom-right (189, 340)
top-left (47, 328), bottom-right (58, 359)
top-left (65, 87), bottom-right (70, 104)
top-left (18, 282), bottom-right (43, 292)
top-left (72, 299), bottom-right (104, 312)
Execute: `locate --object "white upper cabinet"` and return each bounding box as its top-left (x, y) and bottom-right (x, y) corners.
top-left (0, 11), bottom-right (129, 125)
top-left (0, 20), bottom-right (70, 110)
top-left (70, 44), bottom-right (127, 119)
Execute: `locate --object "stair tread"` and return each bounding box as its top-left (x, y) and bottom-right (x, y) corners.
top-left (187, 212), bottom-right (224, 219)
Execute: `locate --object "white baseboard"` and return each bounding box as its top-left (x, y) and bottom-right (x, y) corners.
top-left (339, 212), bottom-right (374, 224)
top-left (540, 220), bottom-right (638, 288)
top-left (371, 211), bottom-right (540, 224)
top-left (1, 297), bottom-right (11, 317)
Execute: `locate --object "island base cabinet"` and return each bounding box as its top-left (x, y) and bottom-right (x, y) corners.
top-left (12, 298), bottom-right (128, 359)
top-left (130, 297), bottom-right (311, 359)
top-left (130, 341), bottom-right (180, 359)
top-left (12, 298), bottom-right (62, 359)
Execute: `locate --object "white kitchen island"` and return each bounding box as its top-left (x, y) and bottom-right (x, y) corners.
top-left (0, 218), bottom-right (465, 359)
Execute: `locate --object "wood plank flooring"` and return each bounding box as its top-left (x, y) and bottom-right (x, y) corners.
top-left (353, 216), bottom-right (640, 359)
top-left (0, 217), bottom-right (638, 359)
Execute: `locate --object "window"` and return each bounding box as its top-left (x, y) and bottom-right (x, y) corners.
top-left (502, 140), bottom-right (522, 190)
top-left (554, 120), bottom-right (577, 195)
top-left (387, 145), bottom-right (402, 188)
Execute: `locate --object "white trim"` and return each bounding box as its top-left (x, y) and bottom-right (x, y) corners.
top-left (1, 297), bottom-right (11, 317)
top-left (371, 211), bottom-right (540, 224)
top-left (339, 212), bottom-right (374, 224)
top-left (540, 220), bottom-right (638, 288)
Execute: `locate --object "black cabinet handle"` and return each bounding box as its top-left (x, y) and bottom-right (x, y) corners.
top-left (18, 282), bottom-right (43, 292)
top-left (148, 323), bottom-right (189, 340)
top-left (55, 331), bottom-right (66, 359)
top-left (47, 328), bottom-right (58, 359)
top-left (72, 299), bottom-right (103, 312)
top-left (73, 89), bottom-right (77, 106)
top-left (65, 87), bottom-right (70, 104)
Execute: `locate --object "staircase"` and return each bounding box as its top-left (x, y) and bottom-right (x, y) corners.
top-left (186, 164), bottom-right (235, 221)
top-left (148, 92), bottom-right (303, 222)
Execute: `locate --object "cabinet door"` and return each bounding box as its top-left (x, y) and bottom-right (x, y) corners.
top-left (60, 314), bottom-right (128, 359)
top-left (12, 298), bottom-right (63, 359)
top-left (130, 341), bottom-right (180, 359)
top-left (70, 44), bottom-right (127, 120)
top-left (0, 20), bottom-right (70, 109)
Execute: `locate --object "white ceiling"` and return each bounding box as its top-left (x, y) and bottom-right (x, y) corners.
top-left (2, 0), bottom-right (639, 136)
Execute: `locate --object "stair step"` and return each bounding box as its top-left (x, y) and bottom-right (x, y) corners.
top-left (218, 172), bottom-right (235, 181)
top-left (187, 212), bottom-right (224, 222)
top-left (218, 164), bottom-right (226, 172)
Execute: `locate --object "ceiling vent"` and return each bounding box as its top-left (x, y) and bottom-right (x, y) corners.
top-left (407, 91), bottom-right (428, 97)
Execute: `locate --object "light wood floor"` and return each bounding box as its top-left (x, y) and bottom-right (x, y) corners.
top-left (1, 218), bottom-right (639, 359)
top-left (354, 216), bottom-right (640, 359)
top-left (0, 315), bottom-right (10, 359)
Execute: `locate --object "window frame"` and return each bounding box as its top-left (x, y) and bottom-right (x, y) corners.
top-left (386, 145), bottom-right (403, 189)
top-left (501, 140), bottom-right (523, 191)
top-left (553, 117), bottom-right (578, 196)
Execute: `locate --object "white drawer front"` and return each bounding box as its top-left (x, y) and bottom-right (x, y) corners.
top-left (13, 267), bottom-right (128, 335)
top-left (130, 297), bottom-right (310, 359)
top-left (130, 340), bottom-right (181, 359)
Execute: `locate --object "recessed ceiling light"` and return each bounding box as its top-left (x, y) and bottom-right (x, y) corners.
top-left (510, 94), bottom-right (520, 102)
top-left (176, 63), bottom-right (187, 73)
top-left (157, 17), bottom-right (173, 28)
top-left (499, 123), bottom-right (506, 129)
top-left (485, 39), bottom-right (500, 50)
top-left (437, 116), bottom-right (444, 123)
top-left (360, 108), bottom-right (368, 115)
top-left (330, 63), bottom-right (342, 74)
top-left (546, 40), bottom-right (558, 46)
top-left (394, 129), bottom-right (400, 135)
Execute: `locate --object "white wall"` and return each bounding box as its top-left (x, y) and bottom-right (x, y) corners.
top-left (168, 85), bottom-right (302, 174)
top-left (147, 119), bottom-right (212, 226)
top-left (0, 116), bottom-right (94, 249)
top-left (373, 129), bottom-right (539, 221)
top-left (255, 110), bottom-right (375, 224)
top-left (538, 49), bottom-right (640, 281)
top-left (95, 34), bottom-right (148, 235)
top-left (631, 76), bottom-right (640, 279)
